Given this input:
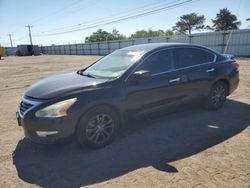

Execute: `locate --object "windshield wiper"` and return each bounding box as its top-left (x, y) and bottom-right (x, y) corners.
top-left (84, 73), bottom-right (96, 78)
top-left (77, 70), bottom-right (96, 78)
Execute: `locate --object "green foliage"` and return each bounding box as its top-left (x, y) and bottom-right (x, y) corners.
top-left (165, 29), bottom-right (174, 36)
top-left (130, 30), bottom-right (149, 38)
top-left (85, 28), bottom-right (174, 42)
top-left (130, 29), bottom-right (174, 38)
top-left (110, 29), bottom-right (126, 40)
top-left (172, 13), bottom-right (205, 35)
top-left (85, 29), bottom-right (126, 42)
top-left (211, 8), bottom-right (241, 31)
top-left (84, 10), bottom-right (243, 42)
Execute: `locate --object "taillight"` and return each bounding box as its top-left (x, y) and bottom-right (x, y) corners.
top-left (232, 62), bottom-right (239, 70)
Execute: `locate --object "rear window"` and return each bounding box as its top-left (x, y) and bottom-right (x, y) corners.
top-left (173, 48), bottom-right (215, 69)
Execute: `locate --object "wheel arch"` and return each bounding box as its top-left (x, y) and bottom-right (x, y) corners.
top-left (213, 78), bottom-right (230, 96)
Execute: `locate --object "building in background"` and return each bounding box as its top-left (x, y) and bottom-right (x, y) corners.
top-left (16, 45), bottom-right (40, 56)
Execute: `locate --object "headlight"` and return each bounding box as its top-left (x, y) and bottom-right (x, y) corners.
top-left (35, 98), bottom-right (77, 118)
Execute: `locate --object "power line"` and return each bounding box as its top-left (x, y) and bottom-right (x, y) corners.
top-left (39, 0), bottom-right (186, 34)
top-left (36, 0), bottom-right (198, 36)
top-left (13, 35), bottom-right (29, 42)
top-left (31, 0), bottom-right (83, 25)
top-left (38, 0), bottom-right (177, 34)
top-left (8, 0), bottom-right (83, 35)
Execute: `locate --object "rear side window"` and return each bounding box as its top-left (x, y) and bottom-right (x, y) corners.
top-left (173, 48), bottom-right (215, 69)
top-left (138, 49), bottom-right (173, 74)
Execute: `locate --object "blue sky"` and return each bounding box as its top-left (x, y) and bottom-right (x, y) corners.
top-left (0, 0), bottom-right (249, 46)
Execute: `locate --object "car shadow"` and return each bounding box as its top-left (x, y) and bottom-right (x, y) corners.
top-left (13, 99), bottom-right (250, 188)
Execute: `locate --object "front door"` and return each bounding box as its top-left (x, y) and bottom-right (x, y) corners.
top-left (124, 49), bottom-right (185, 116)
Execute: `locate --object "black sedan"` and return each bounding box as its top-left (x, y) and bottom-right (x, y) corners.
top-left (16, 43), bottom-right (239, 148)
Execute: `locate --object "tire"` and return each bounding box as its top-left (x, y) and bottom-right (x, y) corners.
top-left (76, 106), bottom-right (120, 149)
top-left (204, 81), bottom-right (228, 110)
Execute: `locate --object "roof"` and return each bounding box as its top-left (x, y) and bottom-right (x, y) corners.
top-left (119, 42), bottom-right (194, 52)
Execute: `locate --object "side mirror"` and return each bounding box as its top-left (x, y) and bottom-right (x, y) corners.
top-left (129, 70), bottom-right (151, 83)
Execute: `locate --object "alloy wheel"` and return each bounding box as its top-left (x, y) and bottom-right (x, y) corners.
top-left (85, 114), bottom-right (115, 144)
top-left (210, 84), bottom-right (227, 106)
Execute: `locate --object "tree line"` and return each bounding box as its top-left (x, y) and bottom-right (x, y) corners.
top-left (85, 8), bottom-right (242, 43)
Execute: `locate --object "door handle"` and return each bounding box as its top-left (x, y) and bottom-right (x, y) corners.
top-left (206, 68), bottom-right (215, 73)
top-left (169, 78), bottom-right (180, 83)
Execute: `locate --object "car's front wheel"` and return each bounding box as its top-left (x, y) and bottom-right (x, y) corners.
top-left (204, 81), bottom-right (228, 110)
top-left (77, 106), bottom-right (119, 149)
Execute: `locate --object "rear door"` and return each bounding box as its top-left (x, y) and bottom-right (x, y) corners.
top-left (172, 47), bottom-right (217, 102)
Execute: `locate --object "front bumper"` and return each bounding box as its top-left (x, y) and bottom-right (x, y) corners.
top-left (16, 97), bottom-right (78, 144)
top-left (17, 110), bottom-right (76, 144)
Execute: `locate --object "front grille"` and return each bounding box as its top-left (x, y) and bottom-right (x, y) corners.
top-left (20, 101), bottom-right (33, 115)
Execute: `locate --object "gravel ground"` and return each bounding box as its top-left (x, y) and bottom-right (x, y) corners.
top-left (0, 55), bottom-right (249, 188)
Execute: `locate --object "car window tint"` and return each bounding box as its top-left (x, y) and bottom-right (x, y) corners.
top-left (173, 48), bottom-right (215, 69)
top-left (138, 50), bottom-right (173, 74)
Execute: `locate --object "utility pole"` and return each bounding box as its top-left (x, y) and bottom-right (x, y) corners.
top-left (25, 25), bottom-right (33, 55)
top-left (7, 34), bottom-right (13, 47)
top-left (246, 18), bottom-right (250, 28)
top-left (25, 25), bottom-right (33, 46)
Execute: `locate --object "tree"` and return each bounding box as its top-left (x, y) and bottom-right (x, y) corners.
top-left (130, 29), bottom-right (173, 38)
top-left (165, 29), bottom-right (174, 36)
top-left (212, 8), bottom-right (241, 31)
top-left (131, 29), bottom-right (150, 38)
top-left (85, 29), bottom-right (109, 42)
top-left (109, 29), bottom-right (126, 40)
top-left (85, 29), bottom-right (126, 42)
top-left (172, 13), bottom-right (205, 35)
top-left (153, 29), bottom-right (166, 37)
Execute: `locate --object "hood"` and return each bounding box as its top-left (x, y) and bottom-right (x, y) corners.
top-left (25, 72), bottom-right (108, 99)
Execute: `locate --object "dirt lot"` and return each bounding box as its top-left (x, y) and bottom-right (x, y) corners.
top-left (0, 55), bottom-right (249, 188)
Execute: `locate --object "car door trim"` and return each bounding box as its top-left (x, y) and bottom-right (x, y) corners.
top-left (206, 68), bottom-right (215, 72)
top-left (125, 46), bottom-right (217, 81)
top-left (169, 78), bottom-right (180, 83)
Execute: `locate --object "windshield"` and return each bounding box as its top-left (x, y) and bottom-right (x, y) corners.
top-left (84, 50), bottom-right (144, 78)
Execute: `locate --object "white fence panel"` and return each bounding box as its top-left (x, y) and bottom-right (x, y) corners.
top-left (6, 29), bottom-right (250, 56)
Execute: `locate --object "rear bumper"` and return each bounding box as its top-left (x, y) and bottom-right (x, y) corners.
top-left (228, 71), bottom-right (239, 95)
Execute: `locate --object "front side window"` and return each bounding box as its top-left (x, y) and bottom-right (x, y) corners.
top-left (84, 50), bottom-right (145, 78)
top-left (173, 48), bottom-right (215, 69)
top-left (137, 49), bottom-right (173, 74)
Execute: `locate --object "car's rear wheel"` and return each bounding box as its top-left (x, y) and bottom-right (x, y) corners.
top-left (204, 81), bottom-right (228, 110)
top-left (77, 106), bottom-right (119, 149)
